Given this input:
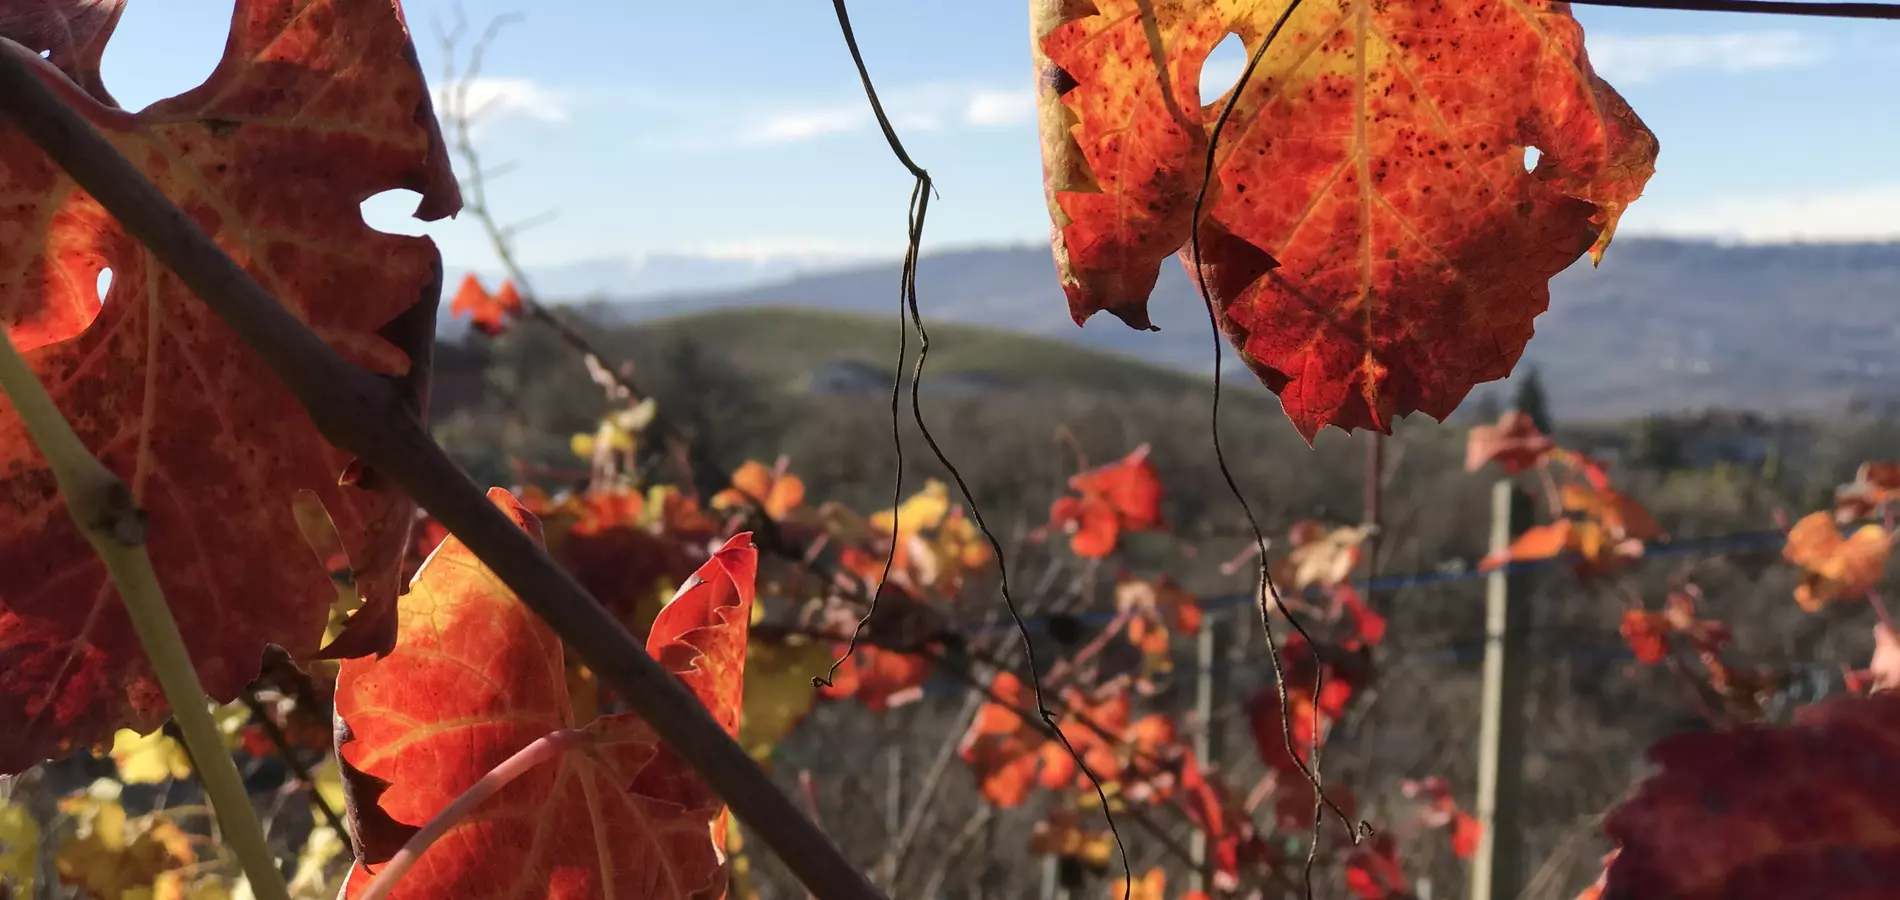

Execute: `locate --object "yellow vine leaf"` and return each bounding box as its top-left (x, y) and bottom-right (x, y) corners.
top-left (739, 638), bottom-right (836, 761)
top-left (110, 727), bottom-right (193, 785)
top-left (872, 480), bottom-right (951, 536)
top-left (56, 780), bottom-right (197, 898)
top-left (0, 800), bottom-right (39, 896)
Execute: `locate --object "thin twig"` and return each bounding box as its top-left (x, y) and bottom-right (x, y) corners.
top-left (239, 689), bottom-right (352, 855)
top-left (1174, 3), bottom-right (1366, 891)
top-left (875, 689), bottom-right (985, 885)
top-left (827, 0), bottom-right (1133, 894)
top-left (0, 39), bottom-right (885, 900)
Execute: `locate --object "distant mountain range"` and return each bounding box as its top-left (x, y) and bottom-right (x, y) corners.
top-left (445, 239), bottom-right (1900, 421)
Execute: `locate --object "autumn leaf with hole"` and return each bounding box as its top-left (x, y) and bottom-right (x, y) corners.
top-left (1033, 0), bottom-right (1656, 439)
top-left (334, 489), bottom-right (751, 899)
top-left (1603, 692), bottom-right (1900, 899)
top-left (0, 0), bottom-right (456, 775)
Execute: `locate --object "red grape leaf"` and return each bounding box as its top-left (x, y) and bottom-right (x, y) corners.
top-left (335, 489), bottom-right (753, 899)
top-left (0, 0), bottom-right (457, 773)
top-left (1034, 0), bottom-right (1657, 440)
top-left (1451, 810), bottom-right (1481, 860)
top-left (1619, 609), bottom-right (1669, 664)
top-left (1344, 832), bottom-right (1407, 899)
top-left (0, 0), bottom-right (120, 103)
top-left (1603, 693), bottom-right (1900, 900)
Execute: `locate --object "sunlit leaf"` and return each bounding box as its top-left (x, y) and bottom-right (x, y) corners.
top-left (0, 0), bottom-right (455, 772)
top-left (109, 726), bottom-right (192, 785)
top-left (335, 489), bottom-right (752, 898)
top-left (0, 800), bottom-right (38, 896)
top-left (1034, 0), bottom-right (1655, 438)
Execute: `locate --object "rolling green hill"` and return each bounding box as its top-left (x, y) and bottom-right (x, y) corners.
top-left (600, 306), bottom-right (1222, 398)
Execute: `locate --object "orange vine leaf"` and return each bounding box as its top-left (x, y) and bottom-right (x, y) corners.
top-left (1465, 410), bottom-right (1555, 474)
top-left (0, 0), bottom-right (457, 773)
top-left (1782, 512), bottom-right (1891, 612)
top-left (1038, 688), bottom-right (1131, 792)
top-left (1029, 807), bottom-right (1115, 871)
top-left (1121, 866), bottom-right (1168, 900)
top-left (957, 671), bottom-right (1047, 808)
top-left (1603, 693), bottom-right (1900, 899)
top-left (1034, 0), bottom-right (1657, 439)
top-left (815, 644), bottom-right (931, 712)
top-left (1049, 445), bottom-right (1165, 558)
top-left (448, 274), bottom-right (522, 337)
top-left (712, 460), bottom-right (805, 520)
top-left (1560, 483), bottom-right (1663, 543)
top-left (334, 489), bottom-right (752, 899)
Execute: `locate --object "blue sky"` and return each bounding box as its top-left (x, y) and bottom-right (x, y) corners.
top-left (93, 2), bottom-right (1900, 281)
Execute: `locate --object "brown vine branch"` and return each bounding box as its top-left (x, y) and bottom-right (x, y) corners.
top-left (0, 40), bottom-right (884, 900)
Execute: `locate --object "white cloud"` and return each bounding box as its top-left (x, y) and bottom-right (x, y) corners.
top-left (1623, 185), bottom-right (1900, 243)
top-left (681, 237), bottom-right (892, 263)
top-left (1586, 31), bottom-right (1826, 84)
top-left (433, 76), bottom-right (570, 125)
top-left (965, 90), bottom-right (1035, 126)
top-left (733, 84), bottom-right (1032, 146)
top-left (740, 106), bottom-right (871, 145)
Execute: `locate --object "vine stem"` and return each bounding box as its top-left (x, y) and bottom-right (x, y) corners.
top-left (356, 729), bottom-right (588, 900)
top-left (0, 38), bottom-right (883, 900)
top-left (0, 332), bottom-right (292, 900)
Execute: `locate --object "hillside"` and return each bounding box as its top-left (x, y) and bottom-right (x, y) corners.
top-left (552, 238), bottom-right (1900, 420)
top-left (595, 306), bottom-right (1216, 399)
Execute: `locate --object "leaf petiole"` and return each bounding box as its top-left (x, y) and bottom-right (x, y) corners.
top-left (0, 331), bottom-right (292, 900)
top-left (356, 728), bottom-right (589, 900)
